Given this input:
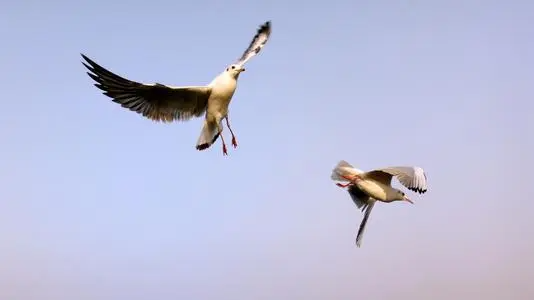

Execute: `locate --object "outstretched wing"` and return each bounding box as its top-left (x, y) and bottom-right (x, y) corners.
top-left (235, 21), bottom-right (272, 66)
top-left (81, 54), bottom-right (211, 122)
top-left (356, 201), bottom-right (375, 248)
top-left (374, 166), bottom-right (428, 194)
top-left (346, 185), bottom-right (374, 247)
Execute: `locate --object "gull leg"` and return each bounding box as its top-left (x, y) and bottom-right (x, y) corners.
top-left (216, 122), bottom-right (228, 156)
top-left (220, 134), bottom-right (228, 156)
top-left (225, 116), bottom-right (238, 148)
top-left (336, 182), bottom-right (352, 188)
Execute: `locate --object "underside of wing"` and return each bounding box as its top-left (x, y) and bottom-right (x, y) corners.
top-left (81, 54), bottom-right (211, 122)
top-left (235, 21), bottom-right (272, 66)
top-left (378, 166), bottom-right (428, 194)
top-left (347, 185), bottom-right (371, 211)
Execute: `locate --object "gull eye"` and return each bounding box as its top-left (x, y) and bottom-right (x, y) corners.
top-left (231, 66), bottom-right (235, 69)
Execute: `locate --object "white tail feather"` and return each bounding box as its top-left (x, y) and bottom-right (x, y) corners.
top-left (196, 120), bottom-right (219, 150)
top-left (331, 160), bottom-right (363, 181)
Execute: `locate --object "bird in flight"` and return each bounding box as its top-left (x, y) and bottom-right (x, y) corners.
top-left (81, 21), bottom-right (272, 156)
top-left (331, 160), bottom-right (428, 247)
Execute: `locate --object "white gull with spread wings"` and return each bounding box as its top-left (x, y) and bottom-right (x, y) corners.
top-left (331, 160), bottom-right (428, 247)
top-left (81, 21), bottom-right (272, 156)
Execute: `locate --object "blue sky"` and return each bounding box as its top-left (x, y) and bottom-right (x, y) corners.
top-left (1, 0), bottom-right (533, 299)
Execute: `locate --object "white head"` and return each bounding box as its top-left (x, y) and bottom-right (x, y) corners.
top-left (225, 64), bottom-right (246, 79)
top-left (393, 189), bottom-right (414, 204)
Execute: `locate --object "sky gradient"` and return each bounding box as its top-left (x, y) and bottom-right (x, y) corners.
top-left (1, 0), bottom-right (533, 299)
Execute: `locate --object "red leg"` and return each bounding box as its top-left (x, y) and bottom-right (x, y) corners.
top-left (225, 117), bottom-right (238, 148)
top-left (336, 182), bottom-right (352, 188)
top-left (219, 132), bottom-right (228, 156)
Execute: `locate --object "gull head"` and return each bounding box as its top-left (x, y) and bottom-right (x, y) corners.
top-left (394, 190), bottom-right (414, 204)
top-left (225, 64), bottom-right (246, 78)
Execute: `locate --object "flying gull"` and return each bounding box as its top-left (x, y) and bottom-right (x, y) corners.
top-left (81, 21), bottom-right (272, 155)
top-left (331, 160), bottom-right (428, 247)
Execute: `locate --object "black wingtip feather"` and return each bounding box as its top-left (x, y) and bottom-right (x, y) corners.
top-left (257, 21), bottom-right (271, 37)
top-left (81, 54), bottom-right (99, 72)
top-left (81, 53), bottom-right (94, 64)
top-left (82, 62), bottom-right (93, 71)
top-left (409, 187), bottom-right (427, 194)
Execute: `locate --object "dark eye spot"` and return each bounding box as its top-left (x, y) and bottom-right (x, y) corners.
top-left (231, 66), bottom-right (235, 69)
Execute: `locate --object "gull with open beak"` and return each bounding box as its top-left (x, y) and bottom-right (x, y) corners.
top-left (331, 160), bottom-right (428, 247)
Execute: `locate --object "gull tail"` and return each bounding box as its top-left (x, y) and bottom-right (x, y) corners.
top-left (331, 160), bottom-right (362, 181)
top-left (196, 120), bottom-right (220, 151)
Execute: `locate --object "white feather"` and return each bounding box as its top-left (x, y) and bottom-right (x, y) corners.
top-left (235, 21), bottom-right (272, 66)
top-left (331, 160), bottom-right (364, 181)
top-left (376, 166), bottom-right (428, 194)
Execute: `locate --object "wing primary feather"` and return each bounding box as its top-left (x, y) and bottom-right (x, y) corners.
top-left (236, 21), bottom-right (272, 66)
top-left (356, 202), bottom-right (375, 248)
top-left (81, 53), bottom-right (211, 122)
top-left (377, 166), bottom-right (428, 194)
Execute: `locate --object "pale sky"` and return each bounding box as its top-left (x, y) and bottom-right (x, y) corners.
top-left (1, 0), bottom-right (533, 299)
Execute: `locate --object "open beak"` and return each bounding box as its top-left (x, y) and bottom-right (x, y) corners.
top-left (403, 196), bottom-right (414, 204)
